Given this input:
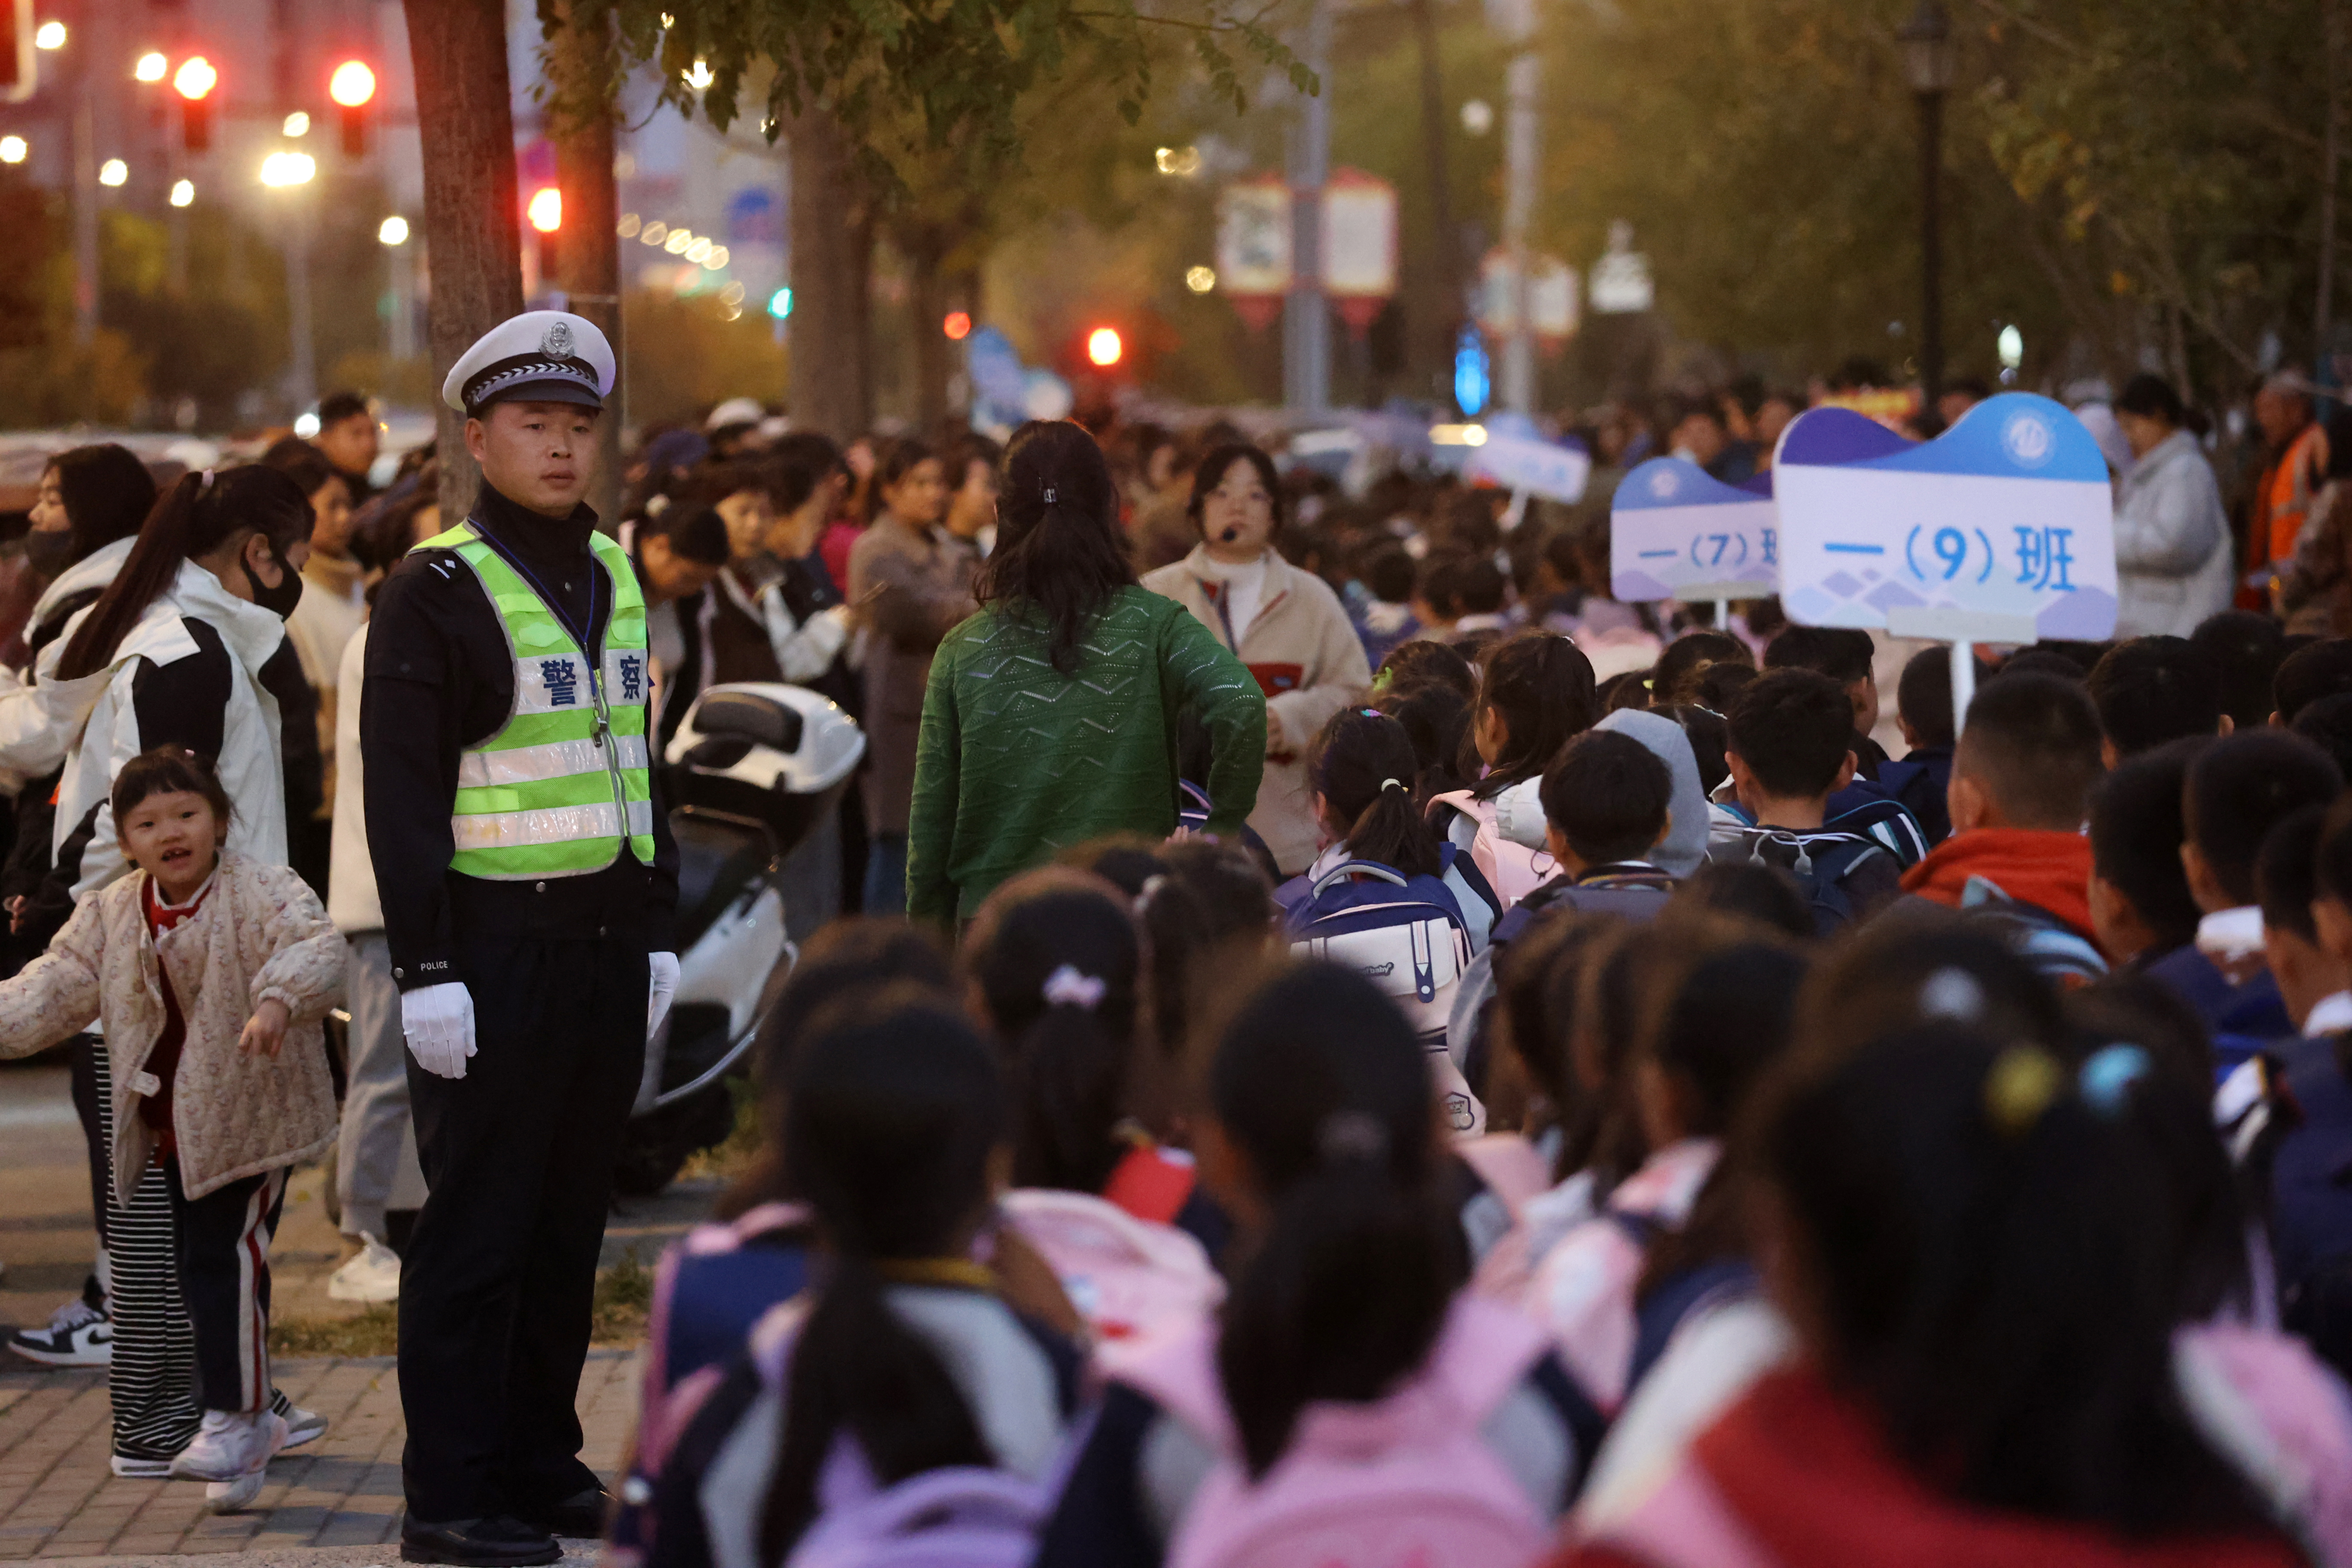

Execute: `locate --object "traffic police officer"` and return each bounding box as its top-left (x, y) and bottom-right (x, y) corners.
top-left (364, 312), bottom-right (680, 1566)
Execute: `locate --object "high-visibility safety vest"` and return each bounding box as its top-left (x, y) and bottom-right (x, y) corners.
top-left (418, 521), bottom-right (657, 880)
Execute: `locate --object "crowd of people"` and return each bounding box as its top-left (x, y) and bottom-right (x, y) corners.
top-left (11, 335), bottom-right (2352, 1566)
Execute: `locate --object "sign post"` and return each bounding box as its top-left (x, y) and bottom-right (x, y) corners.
top-left (1771, 392), bottom-right (2116, 734)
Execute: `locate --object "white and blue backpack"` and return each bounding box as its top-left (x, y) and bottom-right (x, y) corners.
top-left (1278, 849), bottom-right (1484, 1134)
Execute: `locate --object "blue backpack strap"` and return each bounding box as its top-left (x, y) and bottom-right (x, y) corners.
top-left (1626, 1260), bottom-right (1759, 1392)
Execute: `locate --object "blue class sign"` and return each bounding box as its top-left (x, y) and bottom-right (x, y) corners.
top-left (1610, 457), bottom-right (1778, 603)
top-left (1771, 392), bottom-right (2117, 644)
top-left (1464, 430), bottom-right (1592, 505)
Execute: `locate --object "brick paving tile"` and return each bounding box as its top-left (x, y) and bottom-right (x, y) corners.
top-left (0, 1353), bottom-right (637, 1559)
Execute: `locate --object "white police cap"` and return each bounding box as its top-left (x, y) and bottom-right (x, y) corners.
top-left (440, 310), bottom-right (616, 416)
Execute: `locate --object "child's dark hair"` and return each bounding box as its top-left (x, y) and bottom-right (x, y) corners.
top-left (2185, 731), bottom-right (2343, 906)
top-left (1374, 637), bottom-right (1475, 702)
top-left (1958, 671), bottom-right (2107, 830)
top-left (1755, 1023), bottom-right (2273, 1537)
top-left (2085, 637), bottom-right (2223, 758)
top-left (2272, 636), bottom-right (2352, 724)
top-left (1651, 940), bottom-right (1807, 1137)
top-left (1313, 708), bottom-right (1443, 876)
top-left (1213, 964), bottom-right (1465, 1477)
top-left (2189, 609), bottom-right (2287, 729)
top-left (1670, 859), bottom-right (1812, 940)
top-left (1375, 679), bottom-right (1474, 797)
top-left (1762, 624), bottom-right (1874, 686)
top-left (1896, 645), bottom-right (1958, 749)
top-left (1538, 730), bottom-right (1670, 864)
top-left (2294, 690), bottom-right (2352, 781)
top-left (1650, 630), bottom-right (1751, 708)
top-left (966, 868), bottom-right (1143, 1196)
top-left (1470, 631), bottom-right (1598, 800)
top-left (110, 746), bottom-right (233, 834)
top-left (2087, 739), bottom-right (2208, 956)
top-left (2256, 803), bottom-right (2330, 946)
top-left (718, 919), bottom-right (956, 1221)
top-left (1792, 907), bottom-right (2070, 1062)
top-left (1725, 668), bottom-right (1854, 799)
top-left (761, 988), bottom-right (1007, 1561)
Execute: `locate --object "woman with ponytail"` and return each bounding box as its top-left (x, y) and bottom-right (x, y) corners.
top-left (1035, 964), bottom-right (1592, 1568)
top-left (1292, 706), bottom-right (1501, 951)
top-left (648, 990), bottom-right (1082, 1568)
top-left (966, 867), bottom-right (1225, 1341)
top-left (906, 422), bottom-right (1265, 927)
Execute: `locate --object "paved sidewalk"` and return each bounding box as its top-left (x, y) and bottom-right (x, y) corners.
top-left (0, 1350), bottom-right (639, 1561)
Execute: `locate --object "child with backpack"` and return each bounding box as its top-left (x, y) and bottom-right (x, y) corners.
top-left (1520, 937), bottom-right (1807, 1418)
top-left (0, 746), bottom-right (344, 1511)
top-left (1280, 708), bottom-right (1500, 1130)
top-left (1564, 1020), bottom-right (2352, 1568)
top-left (965, 868), bottom-right (1225, 1341)
top-left (649, 991), bottom-right (1083, 1568)
top-left (1898, 672), bottom-right (2117, 982)
top-left (1427, 631), bottom-right (1599, 907)
top-left (1710, 669), bottom-right (1904, 933)
top-left (1034, 962), bottom-right (1596, 1568)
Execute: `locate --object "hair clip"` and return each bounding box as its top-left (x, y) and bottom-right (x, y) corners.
top-left (1317, 1109), bottom-right (1388, 1165)
top-left (1370, 668), bottom-right (1394, 693)
top-left (1134, 874), bottom-right (1166, 916)
top-left (1919, 967), bottom-right (1986, 1023)
top-left (198, 469), bottom-right (216, 493)
top-left (1984, 1045), bottom-right (2062, 1137)
top-left (1041, 487), bottom-right (1058, 505)
top-left (2079, 1043), bottom-right (2151, 1116)
top-left (1041, 964), bottom-right (1106, 1012)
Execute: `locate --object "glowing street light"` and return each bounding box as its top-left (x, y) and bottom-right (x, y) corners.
top-left (527, 186), bottom-right (562, 234)
top-left (169, 178), bottom-right (193, 207)
top-left (259, 150), bottom-right (316, 187)
top-left (1086, 326), bottom-right (1123, 368)
top-left (1185, 265), bottom-right (1217, 294)
top-left (683, 59), bottom-right (714, 91)
top-left (134, 52), bottom-right (167, 83)
top-left (379, 214), bottom-right (410, 246)
top-left (0, 137), bottom-right (26, 164)
top-left (33, 21), bottom-right (64, 50)
top-left (943, 311), bottom-right (972, 340)
top-left (98, 159), bottom-right (126, 187)
top-left (282, 111), bottom-right (309, 138)
top-left (768, 287), bottom-right (793, 319)
top-left (703, 245), bottom-right (729, 270)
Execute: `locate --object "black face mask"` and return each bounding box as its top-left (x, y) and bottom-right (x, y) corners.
top-left (242, 534), bottom-right (305, 619)
top-left (22, 528), bottom-right (74, 579)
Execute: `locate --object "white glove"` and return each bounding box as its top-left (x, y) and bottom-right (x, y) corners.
top-left (401, 981), bottom-right (477, 1080)
top-left (647, 952), bottom-right (680, 1042)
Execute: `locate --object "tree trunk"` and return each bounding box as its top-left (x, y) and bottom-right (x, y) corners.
top-left (787, 107), bottom-right (873, 439)
top-left (548, 1), bottom-right (625, 532)
top-left (905, 235), bottom-right (952, 435)
top-left (404, 0), bottom-right (524, 523)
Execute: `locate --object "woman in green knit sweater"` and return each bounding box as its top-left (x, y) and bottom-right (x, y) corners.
top-left (906, 422), bottom-right (1266, 926)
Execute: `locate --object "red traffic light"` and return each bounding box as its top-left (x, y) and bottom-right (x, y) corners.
top-left (172, 55), bottom-right (216, 99)
top-left (943, 311), bottom-right (971, 341)
top-left (173, 55), bottom-right (217, 152)
top-left (328, 59), bottom-right (375, 106)
top-left (1085, 326), bottom-right (1124, 368)
top-left (527, 186), bottom-right (561, 234)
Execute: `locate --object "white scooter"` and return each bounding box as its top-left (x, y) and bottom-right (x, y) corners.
top-left (610, 682), bottom-right (864, 1196)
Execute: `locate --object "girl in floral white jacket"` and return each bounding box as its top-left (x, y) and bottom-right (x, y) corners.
top-left (0, 746), bottom-right (344, 1508)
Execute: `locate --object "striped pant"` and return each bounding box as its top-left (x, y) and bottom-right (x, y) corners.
top-left (88, 1045), bottom-right (294, 1461)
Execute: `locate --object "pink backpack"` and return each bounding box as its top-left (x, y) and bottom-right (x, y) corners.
top-left (1430, 791), bottom-right (1555, 909)
top-left (2173, 1321), bottom-right (2352, 1565)
top-left (998, 1188), bottom-right (1225, 1343)
top-left (1106, 1293), bottom-right (1557, 1568)
top-left (785, 1450), bottom-right (1045, 1568)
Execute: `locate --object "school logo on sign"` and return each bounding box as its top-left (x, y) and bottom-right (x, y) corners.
top-left (2001, 409), bottom-right (2055, 469)
top-left (1648, 467), bottom-right (1681, 499)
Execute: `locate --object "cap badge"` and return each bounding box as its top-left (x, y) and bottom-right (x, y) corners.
top-left (541, 319), bottom-right (576, 358)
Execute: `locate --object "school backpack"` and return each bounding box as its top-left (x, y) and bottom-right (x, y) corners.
top-left (2172, 1320), bottom-right (2352, 1565)
top-left (784, 1461), bottom-right (1047, 1568)
top-left (1282, 854), bottom-right (1482, 1132)
top-left (1714, 821), bottom-right (1888, 936)
top-left (997, 1187), bottom-right (1225, 1344)
top-left (1106, 1295), bottom-right (1557, 1568)
top-left (1429, 790), bottom-right (1554, 908)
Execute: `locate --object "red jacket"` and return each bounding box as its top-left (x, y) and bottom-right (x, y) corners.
top-left (1559, 1367), bottom-right (2299, 1568)
top-left (1900, 826), bottom-right (2096, 939)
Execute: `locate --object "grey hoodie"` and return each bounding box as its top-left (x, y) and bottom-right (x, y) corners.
top-left (1491, 707), bottom-right (1710, 879)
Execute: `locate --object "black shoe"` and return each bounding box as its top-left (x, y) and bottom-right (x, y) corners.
top-left (400, 1516), bottom-right (561, 1566)
top-left (519, 1486), bottom-right (610, 1540)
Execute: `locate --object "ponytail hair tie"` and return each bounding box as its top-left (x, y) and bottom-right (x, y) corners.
top-left (1135, 874), bottom-right (1166, 915)
top-left (198, 469), bottom-right (216, 494)
top-left (1984, 1045), bottom-right (2062, 1137)
top-left (1041, 486), bottom-right (1057, 505)
top-left (1380, 778), bottom-right (1405, 793)
top-left (1041, 964), bottom-right (1106, 1011)
top-left (2079, 1043), bottom-right (2151, 1116)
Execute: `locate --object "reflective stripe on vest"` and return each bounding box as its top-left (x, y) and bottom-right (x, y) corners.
top-left (417, 521), bottom-right (656, 880)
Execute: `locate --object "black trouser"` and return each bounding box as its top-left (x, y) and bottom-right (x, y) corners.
top-left (398, 934), bottom-right (649, 1523)
top-left (162, 1161), bottom-right (287, 1414)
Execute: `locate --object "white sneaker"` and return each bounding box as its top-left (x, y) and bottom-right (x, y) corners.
top-left (167, 1409), bottom-right (287, 1483)
top-left (327, 1233), bottom-right (401, 1303)
top-left (8, 1295), bottom-right (111, 1366)
top-left (110, 1454), bottom-right (172, 1479)
top-left (205, 1470), bottom-right (266, 1513)
top-left (282, 1405), bottom-right (328, 1449)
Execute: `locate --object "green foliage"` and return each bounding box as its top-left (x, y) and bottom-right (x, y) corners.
top-left (620, 287), bottom-right (790, 426)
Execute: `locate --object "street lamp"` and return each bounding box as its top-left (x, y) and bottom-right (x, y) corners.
top-left (259, 150), bottom-right (319, 413)
top-left (133, 52), bottom-right (166, 83)
top-left (1899, 0), bottom-right (1955, 408)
